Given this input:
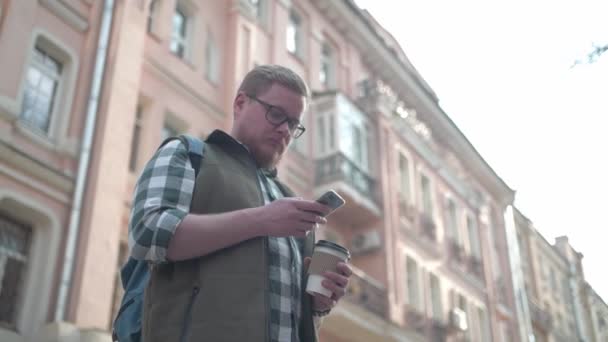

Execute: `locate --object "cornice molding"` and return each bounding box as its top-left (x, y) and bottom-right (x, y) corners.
top-left (39, 0), bottom-right (89, 32)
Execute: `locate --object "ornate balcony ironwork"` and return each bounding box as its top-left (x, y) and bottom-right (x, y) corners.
top-left (420, 213), bottom-right (437, 241)
top-left (315, 152), bottom-right (378, 204)
top-left (345, 266), bottom-right (387, 318)
top-left (447, 239), bottom-right (465, 264)
top-left (468, 255), bottom-right (484, 279)
top-left (403, 307), bottom-right (427, 334)
top-left (528, 299), bottom-right (553, 332)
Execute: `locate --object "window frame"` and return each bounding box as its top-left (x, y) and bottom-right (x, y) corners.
top-left (205, 29), bottom-right (221, 85)
top-left (14, 30), bottom-right (79, 152)
top-left (20, 46), bottom-right (63, 135)
top-left (286, 9), bottom-right (303, 57)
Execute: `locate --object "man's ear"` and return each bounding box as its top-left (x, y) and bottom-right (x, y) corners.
top-left (233, 92), bottom-right (247, 119)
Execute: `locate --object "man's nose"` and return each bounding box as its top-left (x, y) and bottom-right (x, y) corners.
top-left (275, 120), bottom-right (291, 136)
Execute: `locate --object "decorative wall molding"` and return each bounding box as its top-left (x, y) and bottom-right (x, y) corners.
top-left (39, 0), bottom-right (89, 32)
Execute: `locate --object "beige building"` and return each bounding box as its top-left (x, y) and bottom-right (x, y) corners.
top-left (0, 1), bottom-right (526, 341)
top-left (513, 209), bottom-right (579, 342)
top-left (514, 209), bottom-right (608, 342)
top-left (586, 285), bottom-right (608, 342)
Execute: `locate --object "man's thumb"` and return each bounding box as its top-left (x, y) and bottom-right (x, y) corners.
top-left (303, 257), bottom-right (311, 271)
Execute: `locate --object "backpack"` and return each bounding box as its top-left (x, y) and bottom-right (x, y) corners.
top-left (112, 135), bottom-right (205, 342)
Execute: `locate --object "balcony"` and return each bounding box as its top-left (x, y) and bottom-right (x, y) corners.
top-left (345, 266), bottom-right (387, 318)
top-left (322, 265), bottom-right (420, 342)
top-left (403, 307), bottom-right (427, 335)
top-left (467, 255), bottom-right (484, 280)
top-left (447, 239), bottom-right (466, 265)
top-left (402, 308), bottom-right (451, 342)
top-left (528, 299), bottom-right (553, 332)
top-left (315, 152), bottom-right (381, 223)
top-left (399, 210), bottom-right (442, 259)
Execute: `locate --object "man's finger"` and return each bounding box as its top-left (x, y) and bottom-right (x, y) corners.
top-left (336, 262), bottom-right (353, 277)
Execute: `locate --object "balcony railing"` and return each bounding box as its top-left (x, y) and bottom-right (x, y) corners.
top-left (447, 239), bottom-right (465, 264)
top-left (468, 255), bottom-right (484, 280)
top-left (528, 299), bottom-right (553, 332)
top-left (345, 266), bottom-right (387, 318)
top-left (315, 152), bottom-right (377, 203)
top-left (403, 307), bottom-right (427, 334)
top-left (420, 213), bottom-right (437, 241)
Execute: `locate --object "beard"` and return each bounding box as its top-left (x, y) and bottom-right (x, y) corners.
top-left (251, 144), bottom-right (284, 170)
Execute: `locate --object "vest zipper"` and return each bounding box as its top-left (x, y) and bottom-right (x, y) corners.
top-left (179, 285), bottom-right (200, 342)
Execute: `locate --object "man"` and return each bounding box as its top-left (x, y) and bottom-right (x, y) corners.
top-left (129, 65), bottom-right (352, 341)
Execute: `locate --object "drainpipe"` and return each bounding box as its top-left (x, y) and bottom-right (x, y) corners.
top-left (54, 0), bottom-right (115, 321)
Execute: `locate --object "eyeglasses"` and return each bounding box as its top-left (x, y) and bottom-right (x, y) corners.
top-left (247, 94), bottom-right (306, 139)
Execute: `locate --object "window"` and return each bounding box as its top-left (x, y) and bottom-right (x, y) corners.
top-left (205, 30), bottom-right (220, 84)
top-left (0, 213), bottom-right (32, 330)
top-left (128, 106), bottom-right (143, 172)
top-left (249, 0), bottom-right (267, 23)
top-left (147, 0), bottom-right (159, 34)
top-left (478, 308), bottom-right (490, 342)
top-left (317, 116), bottom-right (326, 154)
top-left (170, 7), bottom-right (188, 59)
top-left (286, 10), bottom-right (302, 56)
top-left (429, 273), bottom-right (442, 320)
top-left (352, 125), bottom-right (363, 165)
top-left (445, 199), bottom-right (459, 243)
top-left (398, 153), bottom-right (411, 201)
top-left (320, 42), bottom-right (334, 87)
top-left (457, 294), bottom-right (471, 340)
top-left (20, 47), bottom-right (62, 134)
top-left (467, 215), bottom-right (481, 257)
top-left (550, 268), bottom-right (557, 293)
top-left (328, 115), bottom-right (335, 150)
top-left (421, 175), bottom-right (433, 215)
top-left (406, 256), bottom-right (419, 310)
top-left (249, 0), bottom-right (261, 17)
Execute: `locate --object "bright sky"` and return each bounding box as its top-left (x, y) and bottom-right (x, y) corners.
top-left (355, 0), bottom-right (608, 300)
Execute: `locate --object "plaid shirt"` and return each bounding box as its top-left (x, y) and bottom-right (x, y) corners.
top-left (128, 138), bottom-right (305, 341)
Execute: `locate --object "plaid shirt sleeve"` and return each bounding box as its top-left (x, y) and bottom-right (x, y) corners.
top-left (127, 139), bottom-right (195, 263)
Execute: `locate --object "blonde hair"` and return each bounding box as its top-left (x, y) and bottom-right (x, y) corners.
top-left (237, 65), bottom-right (309, 99)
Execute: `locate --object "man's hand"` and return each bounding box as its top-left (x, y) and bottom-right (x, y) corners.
top-left (253, 198), bottom-right (331, 238)
top-left (304, 257), bottom-right (353, 312)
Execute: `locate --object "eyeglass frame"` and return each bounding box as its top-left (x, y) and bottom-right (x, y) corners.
top-left (246, 94), bottom-right (306, 139)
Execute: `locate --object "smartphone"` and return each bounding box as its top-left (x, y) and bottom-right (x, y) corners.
top-left (316, 190), bottom-right (346, 216)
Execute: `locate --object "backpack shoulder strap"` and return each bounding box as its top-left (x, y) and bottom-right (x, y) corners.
top-left (179, 134), bottom-right (205, 177)
top-left (160, 135), bottom-right (206, 177)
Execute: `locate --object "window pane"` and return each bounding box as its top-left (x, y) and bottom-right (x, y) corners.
top-left (286, 16), bottom-right (298, 54)
top-left (26, 68), bottom-right (42, 87)
top-left (286, 27), bottom-right (296, 53)
top-left (467, 216), bottom-right (481, 257)
top-left (399, 154), bottom-right (410, 199)
top-left (20, 49), bottom-right (62, 134)
top-left (430, 274), bottom-right (442, 319)
top-left (317, 116), bottom-right (325, 154)
top-left (406, 257), bottom-right (419, 310)
top-left (0, 214), bottom-right (31, 330)
top-left (421, 175), bottom-right (432, 215)
top-left (446, 200), bottom-right (459, 243)
top-left (148, 0), bottom-right (158, 33)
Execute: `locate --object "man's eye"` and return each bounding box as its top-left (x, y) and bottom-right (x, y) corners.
top-left (269, 109), bottom-right (285, 119)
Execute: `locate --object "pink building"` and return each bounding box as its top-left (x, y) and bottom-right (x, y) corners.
top-left (0, 1), bottom-right (522, 341)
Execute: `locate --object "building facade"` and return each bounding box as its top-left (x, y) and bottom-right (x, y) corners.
top-left (1, 1), bottom-right (534, 341)
top-left (513, 209), bottom-right (608, 342)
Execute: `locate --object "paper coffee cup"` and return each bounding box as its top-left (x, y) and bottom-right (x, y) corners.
top-left (306, 240), bottom-right (350, 297)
